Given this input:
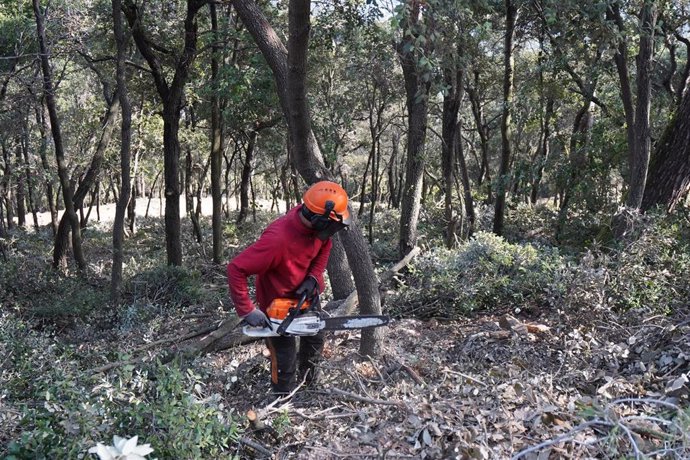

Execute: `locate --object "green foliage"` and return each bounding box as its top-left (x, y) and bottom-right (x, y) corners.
top-left (0, 259), bottom-right (107, 319)
top-left (603, 212), bottom-right (690, 313)
top-left (391, 231), bottom-right (570, 318)
top-left (126, 265), bottom-right (206, 308)
top-left (1, 313), bottom-right (239, 459)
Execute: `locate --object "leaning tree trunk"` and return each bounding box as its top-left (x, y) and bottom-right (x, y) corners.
top-left (641, 80), bottom-right (690, 212)
top-left (33, 0), bottom-right (86, 270)
top-left (233, 0), bottom-right (380, 355)
top-left (54, 92), bottom-right (119, 267)
top-left (494, 0), bottom-right (518, 236)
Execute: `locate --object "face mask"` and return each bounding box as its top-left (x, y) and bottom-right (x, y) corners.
top-left (302, 200), bottom-right (349, 240)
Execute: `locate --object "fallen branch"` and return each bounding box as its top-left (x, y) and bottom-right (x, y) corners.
top-left (443, 368), bottom-right (487, 387)
top-left (239, 436), bottom-right (272, 457)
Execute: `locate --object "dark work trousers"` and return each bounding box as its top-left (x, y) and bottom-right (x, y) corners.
top-left (265, 331), bottom-right (324, 394)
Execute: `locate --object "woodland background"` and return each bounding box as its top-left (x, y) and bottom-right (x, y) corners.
top-left (1, 0), bottom-right (689, 458)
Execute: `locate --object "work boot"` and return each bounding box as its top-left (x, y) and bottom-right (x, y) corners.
top-left (297, 364), bottom-right (320, 388)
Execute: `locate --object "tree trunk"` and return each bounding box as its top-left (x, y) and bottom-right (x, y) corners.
top-left (626, 2), bottom-right (657, 209)
top-left (1, 142), bottom-right (13, 230)
top-left (123, 0), bottom-right (207, 266)
top-left (15, 140), bottom-right (26, 228)
top-left (33, 0), bottom-right (86, 270)
top-left (36, 102), bottom-right (58, 235)
top-left (234, 0), bottom-right (382, 356)
top-left (641, 81), bottom-right (690, 211)
top-left (111, 0), bottom-right (132, 301)
top-left (396, 0), bottom-right (431, 257)
top-left (456, 123), bottom-right (475, 238)
top-left (54, 92), bottom-right (120, 267)
top-left (22, 132), bottom-right (40, 231)
top-left (210, 2), bottom-right (224, 264)
top-left (441, 65), bottom-right (462, 248)
top-left (494, 0), bottom-right (518, 236)
top-left (237, 130), bottom-right (256, 224)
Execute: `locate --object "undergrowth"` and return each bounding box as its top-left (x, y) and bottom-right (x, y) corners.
top-left (1, 313), bottom-right (239, 459)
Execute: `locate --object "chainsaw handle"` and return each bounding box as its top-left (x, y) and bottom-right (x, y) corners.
top-left (276, 292), bottom-right (308, 335)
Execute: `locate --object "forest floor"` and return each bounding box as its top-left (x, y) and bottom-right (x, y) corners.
top-left (2, 205), bottom-right (689, 459)
top-left (78, 284), bottom-right (690, 459)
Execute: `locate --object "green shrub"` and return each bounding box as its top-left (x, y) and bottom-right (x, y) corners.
top-left (603, 212), bottom-right (690, 313)
top-left (0, 260), bottom-right (107, 320)
top-left (1, 314), bottom-right (239, 459)
top-left (390, 232), bottom-right (571, 318)
top-left (126, 265), bottom-right (205, 308)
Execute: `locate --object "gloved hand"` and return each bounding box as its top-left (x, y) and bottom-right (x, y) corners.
top-left (243, 308), bottom-right (269, 327)
top-left (295, 276), bottom-right (318, 298)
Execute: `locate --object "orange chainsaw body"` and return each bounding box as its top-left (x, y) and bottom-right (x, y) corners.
top-left (266, 298), bottom-right (312, 320)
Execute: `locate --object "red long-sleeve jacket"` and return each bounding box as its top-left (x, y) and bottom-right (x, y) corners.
top-left (227, 205), bottom-right (332, 317)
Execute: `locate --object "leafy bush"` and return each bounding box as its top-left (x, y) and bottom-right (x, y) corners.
top-left (126, 265), bottom-right (206, 308)
top-left (602, 212), bottom-right (690, 313)
top-left (1, 313), bottom-right (239, 459)
top-left (0, 259), bottom-right (107, 320)
top-left (390, 232), bottom-right (571, 318)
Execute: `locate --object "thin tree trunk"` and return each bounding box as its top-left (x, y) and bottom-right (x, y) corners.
top-left (456, 123), bottom-right (475, 238)
top-left (210, 2), bottom-right (224, 264)
top-left (626, 1), bottom-right (657, 209)
top-left (111, 0), bottom-right (132, 301)
top-left (145, 169), bottom-right (162, 218)
top-left (2, 141), bottom-right (14, 230)
top-left (15, 140), bottom-right (26, 228)
top-left (33, 0), bottom-right (86, 270)
top-left (36, 103), bottom-right (58, 235)
top-left (441, 65), bottom-right (462, 248)
top-left (396, 0), bottom-right (431, 257)
top-left (23, 135), bottom-right (39, 231)
top-left (494, 0), bottom-right (518, 236)
top-left (237, 130), bottom-right (256, 224)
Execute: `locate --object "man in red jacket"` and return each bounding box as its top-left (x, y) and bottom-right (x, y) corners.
top-left (227, 181), bottom-right (351, 395)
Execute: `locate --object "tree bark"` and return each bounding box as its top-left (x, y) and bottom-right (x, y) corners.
top-left (494, 0), bottom-right (518, 236)
top-left (210, 2), bottom-right (224, 264)
top-left (642, 80), bottom-right (690, 211)
top-left (111, 0), bottom-right (132, 301)
top-left (396, 0), bottom-right (431, 257)
top-left (441, 65), bottom-right (462, 248)
top-left (626, 2), bottom-right (657, 209)
top-left (33, 0), bottom-right (86, 270)
top-left (237, 130), bottom-right (256, 224)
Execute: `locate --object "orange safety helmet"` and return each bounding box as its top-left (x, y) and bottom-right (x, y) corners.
top-left (302, 181), bottom-right (351, 226)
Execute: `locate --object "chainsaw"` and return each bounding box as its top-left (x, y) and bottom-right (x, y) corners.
top-left (242, 293), bottom-right (389, 337)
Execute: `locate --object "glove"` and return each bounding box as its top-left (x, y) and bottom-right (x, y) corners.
top-left (243, 308), bottom-right (269, 327)
top-left (295, 276), bottom-right (318, 298)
